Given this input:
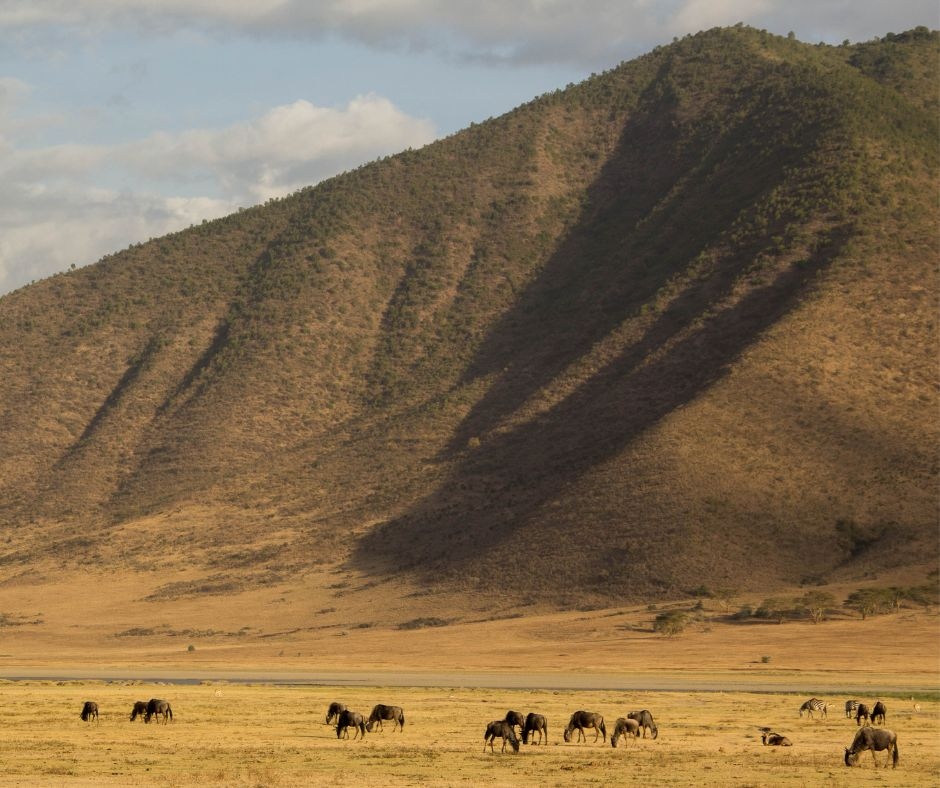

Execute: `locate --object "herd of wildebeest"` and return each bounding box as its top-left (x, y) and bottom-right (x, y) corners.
top-left (76, 692), bottom-right (904, 768)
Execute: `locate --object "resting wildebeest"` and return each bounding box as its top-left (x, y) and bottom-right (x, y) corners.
top-left (844, 727), bottom-right (898, 768)
top-left (563, 711), bottom-right (606, 744)
top-left (610, 717), bottom-right (640, 747)
top-left (762, 732), bottom-right (792, 746)
top-left (483, 720), bottom-right (520, 753)
top-left (325, 702), bottom-right (346, 725)
top-left (871, 701), bottom-right (887, 725)
top-left (80, 701), bottom-right (98, 723)
top-left (627, 709), bottom-right (658, 739)
top-left (144, 698), bottom-right (173, 724)
top-left (335, 709), bottom-right (366, 740)
top-left (522, 712), bottom-right (548, 745)
top-left (366, 704), bottom-right (405, 732)
top-left (129, 701), bottom-right (148, 721)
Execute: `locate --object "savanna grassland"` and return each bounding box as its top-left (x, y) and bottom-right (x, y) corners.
top-left (0, 681), bottom-right (937, 786)
top-left (0, 25), bottom-right (938, 786)
top-left (1, 577), bottom-right (938, 785)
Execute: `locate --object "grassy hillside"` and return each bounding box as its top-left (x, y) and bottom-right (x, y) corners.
top-left (0, 26), bottom-right (936, 610)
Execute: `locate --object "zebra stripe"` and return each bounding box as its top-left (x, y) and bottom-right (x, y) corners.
top-left (799, 698), bottom-right (828, 718)
top-left (845, 700), bottom-right (859, 718)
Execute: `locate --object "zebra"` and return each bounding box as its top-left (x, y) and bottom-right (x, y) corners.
top-left (845, 700), bottom-right (859, 718)
top-left (799, 698), bottom-right (828, 718)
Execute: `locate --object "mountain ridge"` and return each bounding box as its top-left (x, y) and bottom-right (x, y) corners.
top-left (1, 26), bottom-right (937, 610)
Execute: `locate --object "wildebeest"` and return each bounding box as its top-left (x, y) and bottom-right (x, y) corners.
top-left (129, 701), bottom-right (148, 721)
top-left (366, 704), bottom-right (405, 732)
top-left (871, 701), bottom-right (887, 725)
top-left (80, 701), bottom-right (98, 723)
top-left (798, 698), bottom-right (828, 718)
top-left (627, 709), bottom-right (659, 739)
top-left (855, 703), bottom-right (871, 726)
top-left (610, 717), bottom-right (640, 747)
top-left (844, 727), bottom-right (898, 768)
top-left (325, 702), bottom-right (346, 725)
top-left (335, 709), bottom-right (366, 740)
top-left (522, 712), bottom-right (548, 745)
top-left (762, 732), bottom-right (793, 746)
top-left (504, 710), bottom-right (525, 736)
top-left (845, 700), bottom-right (859, 718)
top-left (144, 698), bottom-right (173, 724)
top-left (563, 711), bottom-right (607, 744)
top-left (483, 720), bottom-right (520, 753)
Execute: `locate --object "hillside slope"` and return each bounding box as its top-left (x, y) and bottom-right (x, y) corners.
top-left (0, 26), bottom-right (936, 609)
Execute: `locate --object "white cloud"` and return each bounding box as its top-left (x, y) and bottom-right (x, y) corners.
top-left (0, 93), bottom-right (436, 293)
top-left (1, 1), bottom-right (935, 65)
top-left (119, 94), bottom-right (436, 201)
top-left (1, 0), bottom-right (934, 296)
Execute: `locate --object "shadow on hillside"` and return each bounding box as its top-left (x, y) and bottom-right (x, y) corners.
top-left (351, 65), bottom-right (848, 585)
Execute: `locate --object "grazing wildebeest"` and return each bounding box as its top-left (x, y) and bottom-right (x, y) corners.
top-left (325, 702), bottom-right (346, 725)
top-left (627, 709), bottom-right (659, 739)
top-left (483, 720), bottom-right (519, 753)
top-left (504, 710), bottom-right (525, 736)
top-left (366, 704), bottom-right (405, 732)
top-left (563, 711), bottom-right (606, 744)
top-left (144, 698), bottom-right (173, 724)
top-left (522, 712), bottom-right (548, 745)
top-left (762, 732), bottom-right (793, 746)
top-left (871, 701), bottom-right (887, 725)
top-left (80, 701), bottom-right (99, 723)
top-left (855, 703), bottom-right (871, 726)
top-left (799, 698), bottom-right (828, 718)
top-left (610, 717), bottom-right (640, 747)
top-left (845, 700), bottom-right (859, 718)
top-left (129, 701), bottom-right (148, 721)
top-left (844, 727), bottom-right (898, 768)
top-left (335, 709), bottom-right (366, 740)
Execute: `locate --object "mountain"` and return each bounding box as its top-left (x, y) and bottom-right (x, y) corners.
top-left (0, 26), bottom-right (937, 611)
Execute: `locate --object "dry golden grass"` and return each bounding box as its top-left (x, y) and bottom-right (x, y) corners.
top-left (1, 565), bottom-right (938, 688)
top-left (0, 567), bottom-right (937, 784)
top-left (0, 681), bottom-right (936, 786)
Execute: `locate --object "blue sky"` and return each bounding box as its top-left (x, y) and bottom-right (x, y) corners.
top-left (1, 1), bottom-right (936, 295)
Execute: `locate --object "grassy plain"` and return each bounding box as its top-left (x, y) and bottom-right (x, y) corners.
top-left (0, 681), bottom-right (936, 786)
top-left (1, 569), bottom-right (937, 784)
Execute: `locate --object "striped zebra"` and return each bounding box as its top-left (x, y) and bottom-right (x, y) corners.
top-left (799, 698), bottom-right (828, 718)
top-left (845, 700), bottom-right (859, 718)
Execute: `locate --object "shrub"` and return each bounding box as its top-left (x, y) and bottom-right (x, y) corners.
top-left (653, 610), bottom-right (690, 636)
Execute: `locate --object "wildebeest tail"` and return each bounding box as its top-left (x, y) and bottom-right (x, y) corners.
top-left (893, 740), bottom-right (899, 767)
top-left (400, 711), bottom-right (405, 729)
top-left (167, 705), bottom-right (173, 721)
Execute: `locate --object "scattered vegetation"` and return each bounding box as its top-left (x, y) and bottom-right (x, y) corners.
top-left (0, 26), bottom-right (935, 608)
top-left (397, 617), bottom-right (451, 630)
